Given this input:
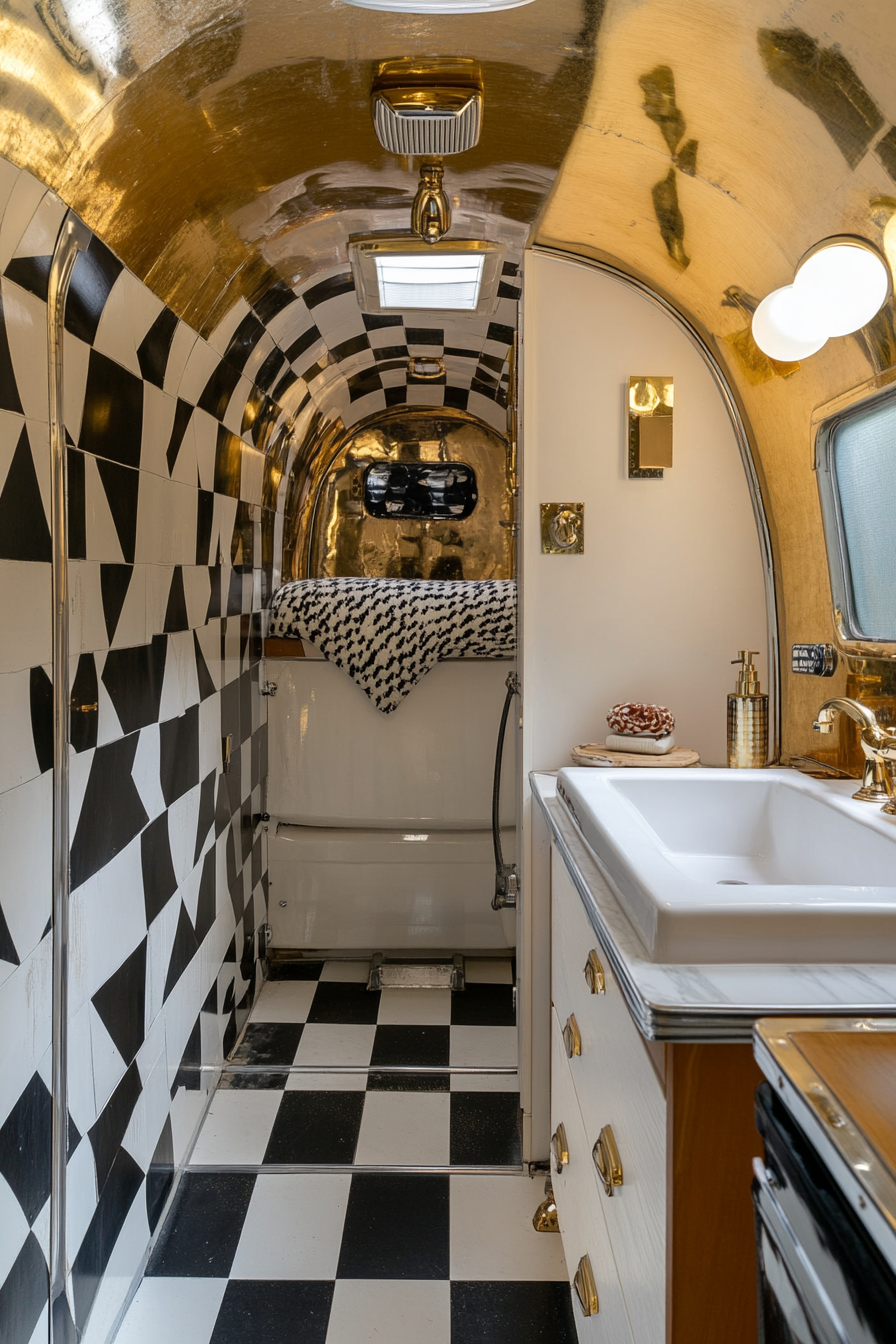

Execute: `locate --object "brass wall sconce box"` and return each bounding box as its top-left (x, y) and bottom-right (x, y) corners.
top-left (628, 376), bottom-right (673, 477)
top-left (541, 502), bottom-right (584, 554)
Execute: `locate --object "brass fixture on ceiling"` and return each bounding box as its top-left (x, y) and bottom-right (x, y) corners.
top-left (411, 162), bottom-right (452, 243)
top-left (371, 58), bottom-right (484, 156)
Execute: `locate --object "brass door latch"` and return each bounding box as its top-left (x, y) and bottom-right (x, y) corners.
top-left (593, 1124), bottom-right (624, 1197)
top-left (584, 950), bottom-right (605, 995)
top-left (574, 1255), bottom-right (599, 1316)
top-left (562, 1014), bottom-right (581, 1059)
top-left (551, 1122), bottom-right (569, 1173)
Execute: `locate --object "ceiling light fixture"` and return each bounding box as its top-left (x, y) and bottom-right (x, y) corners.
top-left (349, 237), bottom-right (505, 314)
top-left (751, 236), bottom-right (891, 363)
top-left (346, 0), bottom-right (533, 11)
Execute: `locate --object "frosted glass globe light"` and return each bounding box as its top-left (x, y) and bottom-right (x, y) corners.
top-left (345, 0), bottom-right (534, 10)
top-left (751, 286), bottom-right (828, 362)
top-left (794, 241), bottom-right (890, 337)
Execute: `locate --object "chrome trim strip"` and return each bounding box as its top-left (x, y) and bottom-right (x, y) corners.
top-left (48, 208), bottom-right (90, 1342)
top-left (531, 245), bottom-right (781, 763)
top-left (186, 1163), bottom-right (527, 1175)
top-left (220, 1064), bottom-right (518, 1074)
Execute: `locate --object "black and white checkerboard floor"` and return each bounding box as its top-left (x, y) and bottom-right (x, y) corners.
top-left (113, 958), bottom-right (576, 1343)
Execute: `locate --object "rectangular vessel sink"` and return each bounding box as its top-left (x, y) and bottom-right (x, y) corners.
top-left (556, 767), bottom-right (896, 963)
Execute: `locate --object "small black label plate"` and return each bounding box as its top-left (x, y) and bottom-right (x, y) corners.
top-left (792, 644), bottom-right (837, 677)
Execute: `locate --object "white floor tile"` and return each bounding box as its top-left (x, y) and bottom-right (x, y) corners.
top-left (113, 1277), bottom-right (226, 1344)
top-left (325, 1279), bottom-right (450, 1344)
top-left (450, 1175), bottom-right (569, 1281)
top-left (285, 1070), bottom-right (368, 1092)
top-left (189, 1092), bottom-right (281, 1165)
top-left (464, 959), bottom-right (514, 984)
top-left (450, 1071), bottom-right (520, 1092)
top-left (354, 1092), bottom-right (450, 1166)
top-left (377, 988), bottom-right (451, 1026)
top-left (319, 960), bottom-right (370, 982)
top-left (292, 1023), bottom-right (376, 1068)
top-left (249, 980), bottom-right (318, 1023)
top-left (230, 1174), bottom-right (351, 1279)
top-left (449, 1026), bottom-right (518, 1068)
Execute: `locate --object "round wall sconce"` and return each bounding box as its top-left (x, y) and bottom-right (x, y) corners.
top-left (752, 236), bottom-right (892, 362)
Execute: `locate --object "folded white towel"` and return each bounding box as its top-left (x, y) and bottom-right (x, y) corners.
top-left (605, 732), bottom-right (676, 755)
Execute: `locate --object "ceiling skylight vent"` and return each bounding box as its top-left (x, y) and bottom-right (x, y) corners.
top-left (349, 237), bottom-right (505, 315)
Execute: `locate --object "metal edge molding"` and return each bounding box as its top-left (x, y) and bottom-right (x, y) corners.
top-left (530, 244), bottom-right (781, 765)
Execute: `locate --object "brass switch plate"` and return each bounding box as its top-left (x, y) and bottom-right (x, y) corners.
top-left (541, 502), bottom-right (584, 554)
top-left (629, 376), bottom-right (673, 477)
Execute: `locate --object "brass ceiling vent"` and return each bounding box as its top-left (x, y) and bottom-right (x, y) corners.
top-left (371, 58), bottom-right (483, 157)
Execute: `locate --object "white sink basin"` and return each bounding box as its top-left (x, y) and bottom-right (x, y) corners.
top-left (556, 767), bottom-right (896, 963)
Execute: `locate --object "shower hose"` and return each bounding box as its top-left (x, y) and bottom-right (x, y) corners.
top-left (492, 672), bottom-right (521, 910)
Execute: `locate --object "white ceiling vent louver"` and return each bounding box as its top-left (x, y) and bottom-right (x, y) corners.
top-left (372, 88), bottom-right (483, 156)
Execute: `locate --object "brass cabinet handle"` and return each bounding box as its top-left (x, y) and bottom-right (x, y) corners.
top-left (562, 1014), bottom-right (581, 1059)
top-left (574, 1254), bottom-right (599, 1316)
top-left (584, 949), bottom-right (605, 995)
top-left (551, 1122), bottom-right (569, 1173)
top-left (592, 1123), bottom-right (624, 1197)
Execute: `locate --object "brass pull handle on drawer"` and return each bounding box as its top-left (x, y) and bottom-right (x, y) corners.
top-left (574, 1254), bottom-right (599, 1316)
top-left (584, 949), bottom-right (605, 995)
top-left (551, 1122), bottom-right (569, 1173)
top-left (562, 1014), bottom-right (581, 1058)
top-left (592, 1124), bottom-right (624, 1196)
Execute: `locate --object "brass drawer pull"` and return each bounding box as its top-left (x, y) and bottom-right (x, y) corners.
top-left (574, 1254), bottom-right (599, 1316)
top-left (584, 949), bottom-right (605, 995)
top-left (551, 1122), bottom-right (569, 1173)
top-left (562, 1014), bottom-right (581, 1059)
top-left (593, 1123), bottom-right (624, 1197)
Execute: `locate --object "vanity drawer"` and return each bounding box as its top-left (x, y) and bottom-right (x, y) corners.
top-left (551, 1010), bottom-right (635, 1344)
top-left (552, 845), bottom-right (666, 1344)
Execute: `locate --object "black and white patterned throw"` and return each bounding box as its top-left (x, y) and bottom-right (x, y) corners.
top-left (269, 578), bottom-right (517, 713)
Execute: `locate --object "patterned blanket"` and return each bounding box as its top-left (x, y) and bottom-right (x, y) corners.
top-left (269, 578), bottom-right (517, 713)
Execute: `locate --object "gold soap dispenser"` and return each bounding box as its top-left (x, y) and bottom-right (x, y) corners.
top-left (727, 650), bottom-right (768, 768)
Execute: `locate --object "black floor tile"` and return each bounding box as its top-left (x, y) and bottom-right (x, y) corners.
top-left (263, 1091), bottom-right (365, 1164)
top-left (451, 984), bottom-right (515, 1027)
top-left (210, 1280), bottom-right (334, 1343)
top-left (218, 1069), bottom-right (288, 1090)
top-left (267, 960), bottom-right (325, 981)
top-left (230, 1021), bottom-right (303, 1065)
top-left (370, 1025), bottom-right (450, 1067)
top-left (336, 1172), bottom-right (449, 1279)
top-left (450, 1092), bottom-right (522, 1166)
top-left (145, 1173), bottom-right (255, 1277)
top-left (367, 1070), bottom-right (450, 1092)
top-left (450, 1282), bottom-right (577, 1343)
top-left (306, 981), bottom-right (380, 1024)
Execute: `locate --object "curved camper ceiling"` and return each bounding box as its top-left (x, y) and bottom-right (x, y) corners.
top-left (1, 0), bottom-right (896, 759)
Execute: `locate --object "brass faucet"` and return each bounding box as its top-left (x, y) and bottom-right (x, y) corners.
top-left (813, 698), bottom-right (896, 812)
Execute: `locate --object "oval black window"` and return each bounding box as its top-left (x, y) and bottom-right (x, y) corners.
top-left (363, 462), bottom-right (478, 520)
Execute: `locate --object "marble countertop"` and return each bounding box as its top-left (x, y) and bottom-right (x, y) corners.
top-left (531, 771), bottom-right (896, 1043)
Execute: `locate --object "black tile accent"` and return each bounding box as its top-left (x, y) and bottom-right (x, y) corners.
top-left (0, 1232), bottom-right (48, 1344)
top-left (271, 368), bottom-right (298, 402)
top-left (194, 768), bottom-right (216, 863)
top-left (70, 653), bottom-right (98, 753)
top-left (337, 1173), bottom-right (449, 1279)
top-left (451, 984), bottom-right (515, 1027)
top-left (876, 124), bottom-right (896, 180)
top-left (101, 634), bottom-right (167, 733)
top-left (215, 774), bottom-right (232, 836)
top-left (214, 425), bottom-right (243, 499)
top-left (0, 289), bottom-right (24, 414)
top-left (307, 982), bottom-right (380, 1025)
top-left (66, 238), bottom-right (123, 344)
top-left (239, 668), bottom-right (253, 744)
top-left (478, 352), bottom-right (508, 376)
top-left (87, 1060), bottom-right (142, 1193)
top-left (0, 901), bottom-right (17, 967)
top-left (100, 564), bottom-right (132, 644)
top-left (0, 1072), bottom-right (51, 1223)
top-left (172, 1013), bottom-right (202, 1093)
top-left (405, 327), bottom-right (443, 346)
top-left (194, 631), bottom-right (216, 702)
top-left (486, 322), bottom-right (515, 347)
top-left (141, 811), bottom-right (178, 924)
top-left (163, 566), bottom-right (189, 633)
top-left (0, 425), bottom-right (51, 561)
top-left (67, 446), bottom-right (86, 558)
top-left (29, 665), bottom-right (53, 775)
top-left (371, 1026), bottom-right (450, 1068)
top-left (367, 1071), bottom-right (450, 1092)
top-left (263, 1091), bottom-right (365, 1165)
top-left (146, 1172), bottom-right (256, 1277)
top-left (79, 350), bottom-right (144, 469)
top-left (443, 386), bottom-right (469, 411)
top-left (230, 500), bottom-right (253, 572)
top-left (498, 280), bottom-right (522, 300)
top-left (471, 379), bottom-right (499, 403)
top-left (363, 312), bottom-right (403, 330)
top-left (232, 1022), bottom-right (304, 1066)
top-left (4, 254), bottom-right (51, 301)
top-left (347, 369), bottom-right (383, 401)
top-left (71, 734), bottom-right (149, 889)
top-left (373, 344), bottom-right (409, 362)
top-left (165, 397), bottom-right (193, 476)
top-left (253, 282), bottom-right (298, 325)
top-left (303, 271), bottom-right (354, 308)
top-left (255, 345), bottom-right (286, 394)
top-left (96, 457), bottom-right (139, 563)
top-left (146, 1116), bottom-right (174, 1234)
top-left (450, 1282), bottom-right (577, 1343)
top-left (71, 1147), bottom-right (143, 1329)
top-left (196, 489), bottom-right (214, 565)
top-left (224, 312), bottom-right (266, 374)
top-left (206, 564), bottom-right (223, 620)
top-left (199, 358), bottom-right (242, 419)
top-left (163, 900), bottom-right (200, 1000)
top-left (194, 846), bottom-right (217, 944)
top-left (444, 347), bottom-right (481, 358)
top-left (159, 704), bottom-right (199, 806)
top-left (450, 1092), bottom-right (521, 1166)
top-left (137, 307), bottom-right (179, 388)
top-left (211, 1280), bottom-right (334, 1344)
top-left (267, 960), bottom-right (324, 980)
top-left (384, 386), bottom-right (408, 408)
top-left (502, 260), bottom-right (520, 276)
top-left (91, 938), bottom-right (147, 1066)
top-left (332, 332), bottom-right (371, 360)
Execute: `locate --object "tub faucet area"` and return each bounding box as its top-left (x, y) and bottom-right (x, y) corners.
top-left (813, 696), bottom-right (896, 810)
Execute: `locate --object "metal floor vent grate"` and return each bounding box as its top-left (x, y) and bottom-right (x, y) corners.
top-left (368, 953), bottom-right (465, 991)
